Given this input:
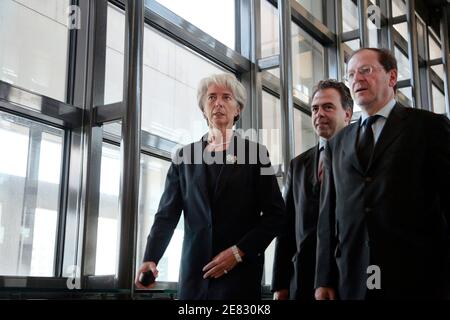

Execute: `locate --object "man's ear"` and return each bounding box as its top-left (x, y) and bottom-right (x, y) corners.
top-left (345, 108), bottom-right (353, 125)
top-left (389, 69), bottom-right (398, 89)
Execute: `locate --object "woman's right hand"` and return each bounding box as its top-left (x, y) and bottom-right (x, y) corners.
top-left (135, 261), bottom-right (159, 289)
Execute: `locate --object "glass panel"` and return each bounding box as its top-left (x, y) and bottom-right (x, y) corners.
top-left (428, 34), bottom-right (441, 60)
top-left (295, 0), bottom-right (323, 22)
top-left (105, 4), bottom-right (125, 105)
top-left (261, 0), bottom-right (279, 57)
top-left (393, 22), bottom-right (408, 41)
top-left (392, 0), bottom-right (406, 17)
top-left (294, 109), bottom-right (317, 156)
top-left (155, 0), bottom-right (235, 49)
top-left (345, 39), bottom-right (360, 51)
top-left (0, 111), bottom-right (64, 276)
top-left (268, 68), bottom-right (280, 79)
top-left (97, 145), bottom-right (180, 279)
top-left (136, 155), bottom-right (181, 282)
top-left (0, 0), bottom-right (69, 102)
top-left (96, 144), bottom-right (120, 275)
top-left (291, 23), bottom-right (325, 104)
top-left (342, 0), bottom-right (358, 32)
top-left (399, 86), bottom-right (413, 103)
top-left (105, 4), bottom-right (224, 144)
top-left (394, 46), bottom-right (410, 81)
top-left (261, 91), bottom-right (282, 167)
top-left (431, 65), bottom-right (445, 81)
top-left (367, 19), bottom-right (379, 48)
top-left (432, 85), bottom-right (446, 114)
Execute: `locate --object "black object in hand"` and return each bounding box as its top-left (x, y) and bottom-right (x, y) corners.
top-left (139, 270), bottom-right (155, 286)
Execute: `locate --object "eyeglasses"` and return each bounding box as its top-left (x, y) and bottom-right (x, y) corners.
top-left (344, 65), bottom-right (382, 83)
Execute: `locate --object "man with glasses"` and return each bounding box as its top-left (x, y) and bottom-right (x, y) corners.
top-left (272, 80), bottom-right (353, 300)
top-left (315, 48), bottom-right (450, 299)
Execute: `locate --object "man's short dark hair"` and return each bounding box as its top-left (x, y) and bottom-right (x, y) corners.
top-left (348, 48), bottom-right (398, 91)
top-left (311, 79), bottom-right (354, 112)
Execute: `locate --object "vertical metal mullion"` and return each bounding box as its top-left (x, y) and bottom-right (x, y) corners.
top-left (240, 0), bottom-right (262, 139)
top-left (385, 0), bottom-right (395, 50)
top-left (76, 0), bottom-right (108, 286)
top-left (278, 0), bottom-right (295, 181)
top-left (54, 129), bottom-right (72, 277)
top-left (421, 25), bottom-right (432, 111)
top-left (357, 0), bottom-right (369, 47)
top-left (379, 0), bottom-right (390, 48)
top-left (336, 0), bottom-right (346, 80)
top-left (326, 0), bottom-right (338, 80)
top-left (440, 4), bottom-right (450, 117)
top-left (117, 0), bottom-right (144, 291)
top-left (406, 0), bottom-right (421, 108)
top-left (55, 0), bottom-right (80, 279)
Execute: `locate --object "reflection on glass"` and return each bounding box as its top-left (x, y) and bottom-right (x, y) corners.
top-left (432, 85), bottom-right (446, 114)
top-left (295, 0), bottom-right (323, 22)
top-left (398, 86), bottom-right (413, 103)
top-left (97, 144), bottom-right (180, 280)
top-left (96, 144), bottom-right (120, 275)
top-left (261, 91), bottom-right (282, 167)
top-left (392, 0), bottom-right (406, 17)
top-left (394, 47), bottom-right (410, 81)
top-left (431, 65), bottom-right (444, 81)
top-left (268, 68), bottom-right (280, 79)
top-left (368, 19), bottom-right (379, 48)
top-left (0, 0), bottom-right (69, 102)
top-left (293, 109), bottom-right (317, 156)
top-left (393, 22), bottom-right (408, 41)
top-left (345, 39), bottom-right (360, 52)
top-left (155, 0), bottom-right (235, 49)
top-left (136, 155), bottom-right (180, 282)
top-left (261, 0), bottom-right (279, 57)
top-left (0, 111), bottom-right (63, 276)
top-left (105, 5), bottom-right (222, 144)
top-left (105, 5), bottom-right (125, 104)
top-left (291, 23), bottom-right (324, 104)
top-left (342, 0), bottom-right (358, 32)
top-left (428, 34), bottom-right (441, 60)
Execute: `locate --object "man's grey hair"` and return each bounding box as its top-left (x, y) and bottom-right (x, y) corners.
top-left (197, 73), bottom-right (246, 124)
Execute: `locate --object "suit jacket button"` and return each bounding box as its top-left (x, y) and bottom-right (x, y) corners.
top-left (366, 240), bottom-right (371, 247)
top-left (365, 207), bottom-right (372, 213)
top-left (365, 177), bottom-right (373, 183)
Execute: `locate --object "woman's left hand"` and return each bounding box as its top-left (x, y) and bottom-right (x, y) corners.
top-left (202, 247), bottom-right (239, 279)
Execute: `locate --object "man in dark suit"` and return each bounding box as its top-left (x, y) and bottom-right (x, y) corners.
top-left (315, 48), bottom-right (450, 300)
top-left (272, 80), bottom-right (353, 300)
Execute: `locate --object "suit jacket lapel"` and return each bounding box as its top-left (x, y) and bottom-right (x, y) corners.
top-left (311, 144), bottom-right (320, 186)
top-left (370, 104), bottom-right (408, 167)
top-left (344, 122), bottom-right (365, 174)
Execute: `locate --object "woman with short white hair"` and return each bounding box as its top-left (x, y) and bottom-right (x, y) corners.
top-left (136, 73), bottom-right (285, 300)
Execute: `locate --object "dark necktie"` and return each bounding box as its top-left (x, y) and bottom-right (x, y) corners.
top-left (318, 146), bottom-right (324, 183)
top-left (357, 115), bottom-right (380, 170)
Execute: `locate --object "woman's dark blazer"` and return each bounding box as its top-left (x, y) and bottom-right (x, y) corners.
top-left (143, 133), bottom-right (285, 299)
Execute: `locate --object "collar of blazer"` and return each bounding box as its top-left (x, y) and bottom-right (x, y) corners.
top-left (344, 103), bottom-right (409, 173)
